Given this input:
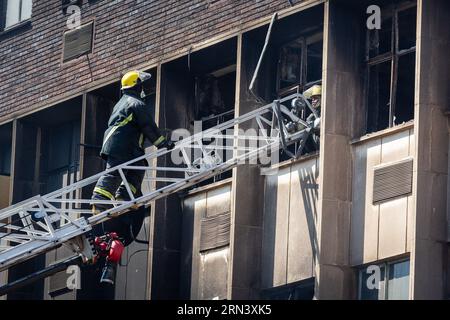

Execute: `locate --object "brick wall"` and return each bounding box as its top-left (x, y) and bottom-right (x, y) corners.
top-left (0, 0), bottom-right (303, 122)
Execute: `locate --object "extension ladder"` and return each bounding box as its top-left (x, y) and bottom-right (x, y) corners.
top-left (0, 93), bottom-right (316, 274)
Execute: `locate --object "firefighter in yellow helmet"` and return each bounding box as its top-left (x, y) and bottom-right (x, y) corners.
top-left (303, 84), bottom-right (322, 118)
top-left (92, 70), bottom-right (174, 208)
top-left (303, 84), bottom-right (322, 151)
top-left (91, 70), bottom-right (175, 284)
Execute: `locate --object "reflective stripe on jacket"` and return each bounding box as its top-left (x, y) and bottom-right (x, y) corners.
top-left (100, 93), bottom-right (165, 160)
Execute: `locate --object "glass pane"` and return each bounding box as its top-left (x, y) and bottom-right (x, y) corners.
top-left (5, 0), bottom-right (20, 28)
top-left (21, 0), bottom-right (33, 21)
top-left (278, 39), bottom-right (302, 90)
top-left (394, 52), bottom-right (415, 125)
top-left (367, 60), bottom-right (392, 133)
top-left (306, 40), bottom-right (323, 83)
top-left (368, 17), bottom-right (392, 59)
top-left (398, 7), bottom-right (417, 51)
top-left (387, 260), bottom-right (410, 300)
top-left (359, 265), bottom-right (386, 300)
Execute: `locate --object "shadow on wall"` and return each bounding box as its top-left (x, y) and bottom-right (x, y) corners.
top-left (261, 156), bottom-right (319, 297)
top-left (298, 162), bottom-right (319, 263)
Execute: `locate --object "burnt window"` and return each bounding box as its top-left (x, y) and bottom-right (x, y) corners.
top-left (276, 33), bottom-right (323, 161)
top-left (306, 39), bottom-right (323, 83)
top-left (277, 33), bottom-right (323, 96)
top-left (278, 39), bottom-right (302, 90)
top-left (0, 0), bottom-right (32, 31)
top-left (366, 1), bottom-right (416, 134)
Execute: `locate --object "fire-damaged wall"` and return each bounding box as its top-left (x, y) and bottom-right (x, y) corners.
top-left (148, 37), bottom-right (238, 299)
top-left (180, 182), bottom-right (232, 300)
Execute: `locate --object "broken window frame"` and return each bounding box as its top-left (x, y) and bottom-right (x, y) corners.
top-left (365, 1), bottom-right (417, 134)
top-left (276, 32), bottom-right (323, 98)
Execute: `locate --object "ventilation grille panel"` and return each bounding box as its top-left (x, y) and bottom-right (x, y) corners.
top-left (200, 212), bottom-right (230, 252)
top-left (373, 159), bottom-right (413, 204)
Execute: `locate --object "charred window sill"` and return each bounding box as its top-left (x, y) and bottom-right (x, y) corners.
top-left (351, 121), bottom-right (414, 146)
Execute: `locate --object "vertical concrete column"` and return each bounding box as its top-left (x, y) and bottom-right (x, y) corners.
top-left (150, 62), bottom-right (187, 299)
top-left (146, 64), bottom-right (161, 300)
top-left (315, 0), bottom-right (364, 299)
top-left (411, 0), bottom-right (450, 300)
top-left (227, 34), bottom-right (265, 299)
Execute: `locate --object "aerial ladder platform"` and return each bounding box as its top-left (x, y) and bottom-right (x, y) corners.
top-left (0, 93), bottom-right (318, 294)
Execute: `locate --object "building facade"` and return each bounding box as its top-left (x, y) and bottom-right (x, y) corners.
top-left (0, 0), bottom-right (449, 300)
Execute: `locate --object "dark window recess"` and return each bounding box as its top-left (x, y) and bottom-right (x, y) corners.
top-left (200, 212), bottom-right (230, 252)
top-left (62, 0), bottom-right (82, 12)
top-left (195, 71), bottom-right (236, 121)
top-left (261, 278), bottom-right (315, 300)
top-left (398, 7), bottom-right (417, 51)
top-left (0, 144), bottom-right (11, 176)
top-left (367, 61), bottom-right (392, 133)
top-left (194, 68), bottom-right (236, 186)
top-left (359, 264), bottom-right (386, 300)
top-left (373, 159), bottom-right (413, 204)
top-left (306, 40), bottom-right (323, 83)
top-left (62, 22), bottom-right (93, 62)
top-left (278, 39), bottom-right (302, 90)
top-left (368, 16), bottom-right (393, 59)
top-left (365, 1), bottom-right (416, 134)
top-left (358, 259), bottom-right (410, 300)
top-left (277, 35), bottom-right (322, 94)
top-left (48, 270), bottom-right (73, 298)
top-left (394, 52), bottom-right (415, 125)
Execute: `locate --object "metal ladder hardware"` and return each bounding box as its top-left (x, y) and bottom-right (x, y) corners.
top-left (0, 93), bottom-right (317, 273)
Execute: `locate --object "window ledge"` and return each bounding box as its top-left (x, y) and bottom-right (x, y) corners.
top-left (183, 177), bottom-right (232, 197)
top-left (0, 20), bottom-right (32, 37)
top-left (351, 121), bottom-right (414, 146)
top-left (260, 151), bottom-right (319, 175)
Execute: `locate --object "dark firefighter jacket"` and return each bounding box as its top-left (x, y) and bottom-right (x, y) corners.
top-left (100, 93), bottom-right (165, 161)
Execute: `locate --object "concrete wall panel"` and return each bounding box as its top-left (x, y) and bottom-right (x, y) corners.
top-left (351, 140), bottom-right (381, 265)
top-left (287, 160), bottom-right (317, 283)
top-left (206, 186), bottom-right (232, 217)
top-left (378, 198), bottom-right (408, 259)
top-left (198, 247), bottom-right (229, 300)
top-left (182, 184), bottom-right (232, 299)
top-left (381, 130), bottom-right (410, 164)
top-left (262, 157), bottom-right (318, 289)
top-left (273, 168), bottom-right (291, 287)
top-left (351, 128), bottom-right (415, 266)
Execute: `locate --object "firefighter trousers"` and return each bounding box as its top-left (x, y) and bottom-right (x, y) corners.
top-left (92, 156), bottom-right (148, 202)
